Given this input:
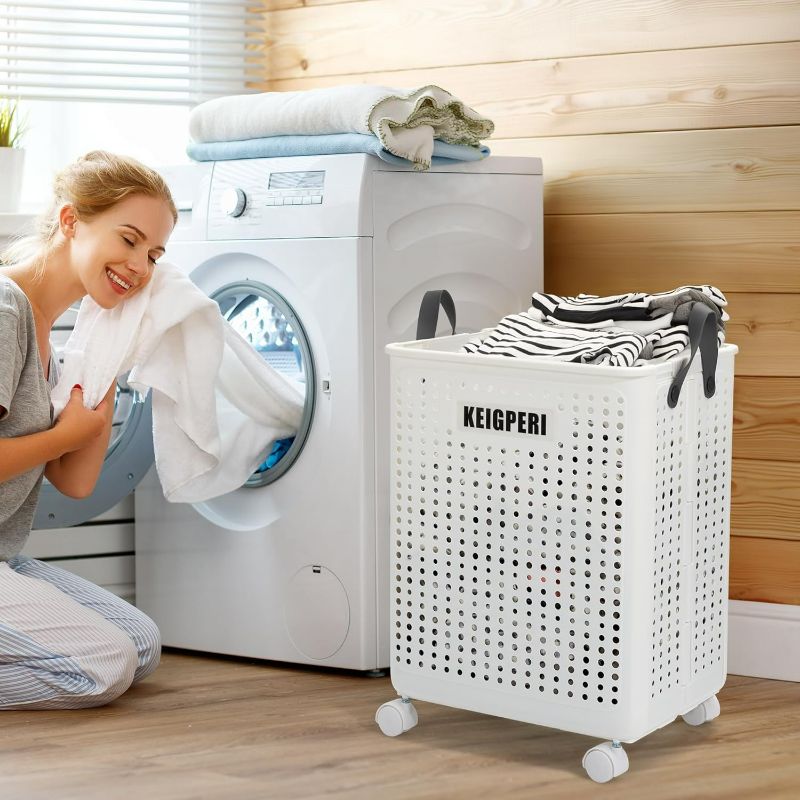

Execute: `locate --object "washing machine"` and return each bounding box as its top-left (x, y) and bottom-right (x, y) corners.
top-left (134, 153), bottom-right (543, 671)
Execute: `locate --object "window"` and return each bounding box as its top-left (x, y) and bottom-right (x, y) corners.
top-left (16, 100), bottom-right (191, 210)
top-left (1, 0), bottom-right (258, 210)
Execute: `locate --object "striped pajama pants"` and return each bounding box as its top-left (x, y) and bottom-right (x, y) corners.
top-left (0, 555), bottom-right (161, 710)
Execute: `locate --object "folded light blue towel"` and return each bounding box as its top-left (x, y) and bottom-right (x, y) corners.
top-left (187, 133), bottom-right (490, 167)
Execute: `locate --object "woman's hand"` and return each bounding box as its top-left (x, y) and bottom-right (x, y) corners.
top-left (53, 385), bottom-right (110, 453)
top-left (45, 382), bottom-right (116, 499)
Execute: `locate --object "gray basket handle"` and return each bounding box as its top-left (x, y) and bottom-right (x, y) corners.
top-left (667, 303), bottom-right (719, 408)
top-left (416, 289), bottom-right (456, 340)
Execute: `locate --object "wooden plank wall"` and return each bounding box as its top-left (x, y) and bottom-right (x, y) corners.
top-left (249, 0), bottom-right (800, 605)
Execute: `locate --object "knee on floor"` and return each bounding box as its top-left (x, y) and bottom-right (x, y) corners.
top-left (67, 632), bottom-right (140, 708)
top-left (133, 614), bottom-right (162, 683)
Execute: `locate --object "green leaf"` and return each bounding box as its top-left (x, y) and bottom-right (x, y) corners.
top-left (0, 98), bottom-right (26, 149)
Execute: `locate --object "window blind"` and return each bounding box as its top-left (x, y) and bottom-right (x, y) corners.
top-left (0, 0), bottom-right (261, 105)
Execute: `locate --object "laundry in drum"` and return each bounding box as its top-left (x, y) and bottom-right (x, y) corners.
top-left (222, 292), bottom-right (305, 381)
top-left (218, 290), bottom-right (306, 474)
top-left (255, 436), bottom-right (296, 473)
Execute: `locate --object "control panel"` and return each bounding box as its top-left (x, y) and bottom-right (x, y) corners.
top-left (220, 171), bottom-right (325, 218)
top-left (207, 155), bottom-right (372, 239)
top-left (266, 170), bottom-right (324, 206)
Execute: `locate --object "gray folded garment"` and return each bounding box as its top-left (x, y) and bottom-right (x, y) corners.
top-left (649, 287), bottom-right (726, 332)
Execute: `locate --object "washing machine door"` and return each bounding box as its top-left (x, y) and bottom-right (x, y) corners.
top-left (33, 312), bottom-right (155, 529)
top-left (209, 278), bottom-right (315, 487)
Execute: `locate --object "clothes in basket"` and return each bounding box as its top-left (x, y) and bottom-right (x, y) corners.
top-left (463, 285), bottom-right (727, 366)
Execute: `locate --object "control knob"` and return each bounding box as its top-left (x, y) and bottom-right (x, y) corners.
top-left (222, 187), bottom-right (247, 218)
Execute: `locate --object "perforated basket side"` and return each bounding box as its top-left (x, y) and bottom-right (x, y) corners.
top-left (650, 381), bottom-right (687, 699)
top-left (690, 360), bottom-right (734, 679)
top-left (647, 350), bottom-right (735, 706)
top-left (390, 359), bottom-right (644, 714)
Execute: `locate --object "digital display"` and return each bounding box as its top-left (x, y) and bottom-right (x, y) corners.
top-left (268, 171), bottom-right (325, 190)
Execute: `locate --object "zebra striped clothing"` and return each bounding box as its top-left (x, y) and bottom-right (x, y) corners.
top-left (0, 555), bottom-right (160, 709)
top-left (463, 313), bottom-right (693, 366)
top-left (463, 285), bottom-right (727, 366)
top-left (530, 285), bottom-right (728, 328)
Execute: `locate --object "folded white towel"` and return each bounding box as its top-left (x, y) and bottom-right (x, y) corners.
top-left (188, 84), bottom-right (494, 170)
top-left (51, 263), bottom-right (304, 503)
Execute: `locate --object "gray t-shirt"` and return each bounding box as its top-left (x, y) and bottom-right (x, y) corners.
top-left (0, 275), bottom-right (56, 560)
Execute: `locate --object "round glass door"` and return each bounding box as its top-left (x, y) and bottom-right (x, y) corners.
top-left (34, 369), bottom-right (154, 529)
top-left (212, 281), bottom-right (314, 487)
top-left (108, 372), bottom-right (144, 453)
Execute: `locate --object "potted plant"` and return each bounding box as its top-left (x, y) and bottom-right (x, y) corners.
top-left (0, 98), bottom-right (26, 213)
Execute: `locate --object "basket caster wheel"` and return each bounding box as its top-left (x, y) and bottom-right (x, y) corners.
top-left (375, 697), bottom-right (418, 737)
top-left (582, 741), bottom-right (629, 783)
top-left (682, 694), bottom-right (720, 726)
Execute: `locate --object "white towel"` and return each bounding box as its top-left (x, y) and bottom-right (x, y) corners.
top-left (51, 263), bottom-right (304, 503)
top-left (188, 84), bottom-right (494, 170)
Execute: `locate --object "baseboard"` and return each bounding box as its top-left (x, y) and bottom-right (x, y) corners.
top-left (728, 599), bottom-right (800, 682)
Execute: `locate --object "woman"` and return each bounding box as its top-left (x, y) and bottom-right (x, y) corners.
top-left (0, 150), bottom-right (175, 709)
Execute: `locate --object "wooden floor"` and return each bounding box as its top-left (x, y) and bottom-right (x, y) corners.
top-left (0, 651), bottom-right (798, 799)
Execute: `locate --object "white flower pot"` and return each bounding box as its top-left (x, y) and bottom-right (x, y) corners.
top-left (0, 147), bottom-right (25, 213)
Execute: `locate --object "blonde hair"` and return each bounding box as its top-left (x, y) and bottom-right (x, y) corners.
top-left (1, 150), bottom-right (178, 275)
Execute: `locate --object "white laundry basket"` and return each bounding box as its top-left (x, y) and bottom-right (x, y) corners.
top-left (376, 292), bottom-right (738, 783)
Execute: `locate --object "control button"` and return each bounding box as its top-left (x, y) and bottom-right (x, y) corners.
top-left (302, 196), bottom-right (312, 205)
top-left (311, 196), bottom-right (322, 204)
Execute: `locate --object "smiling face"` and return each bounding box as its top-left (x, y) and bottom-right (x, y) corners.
top-left (65, 193), bottom-right (175, 309)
